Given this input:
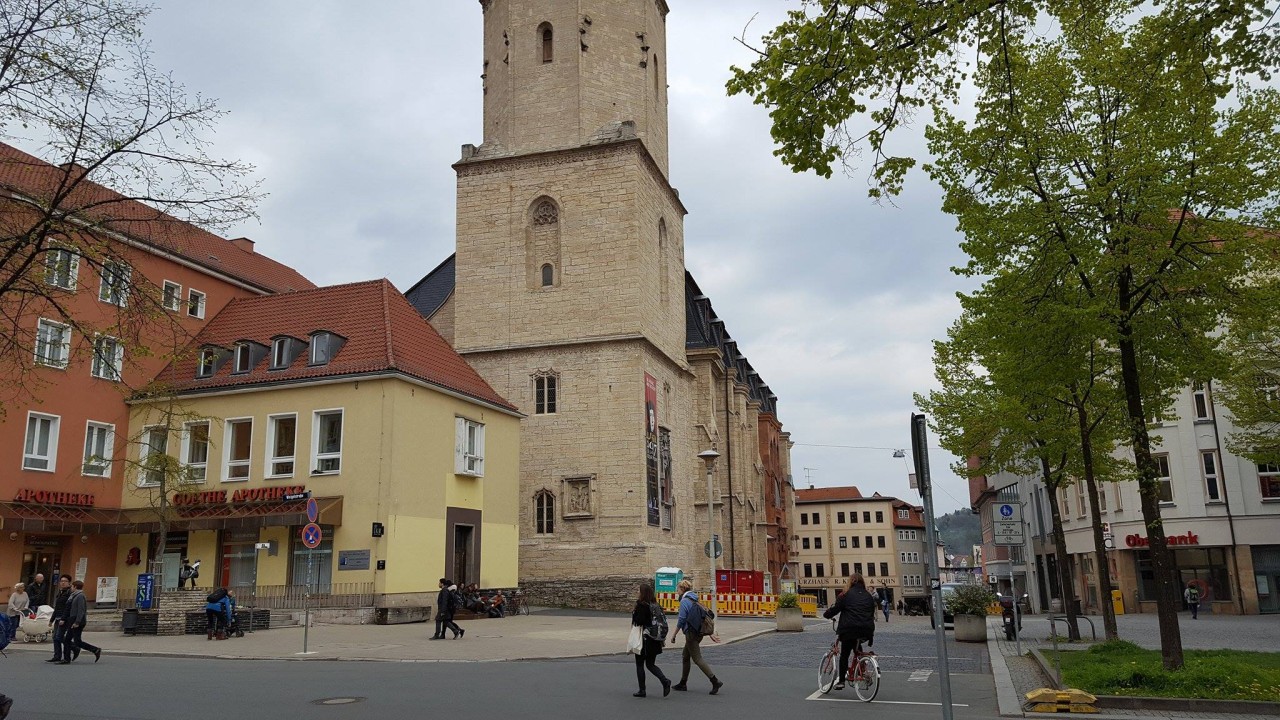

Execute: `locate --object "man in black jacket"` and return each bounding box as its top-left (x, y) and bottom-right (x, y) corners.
top-left (822, 573), bottom-right (877, 690)
top-left (46, 575), bottom-right (72, 663)
top-left (430, 578), bottom-right (463, 640)
top-left (26, 574), bottom-right (47, 609)
top-left (62, 580), bottom-right (101, 664)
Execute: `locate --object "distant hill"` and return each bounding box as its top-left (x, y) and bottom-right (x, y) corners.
top-left (936, 508), bottom-right (981, 555)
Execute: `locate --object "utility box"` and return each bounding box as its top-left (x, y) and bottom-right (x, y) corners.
top-left (716, 569), bottom-right (764, 594)
top-left (655, 567), bottom-right (683, 593)
top-left (1111, 589), bottom-right (1125, 615)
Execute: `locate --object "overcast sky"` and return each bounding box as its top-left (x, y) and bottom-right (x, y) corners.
top-left (139, 1), bottom-right (978, 514)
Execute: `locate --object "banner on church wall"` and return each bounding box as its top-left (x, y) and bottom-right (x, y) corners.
top-left (645, 373), bottom-right (660, 527)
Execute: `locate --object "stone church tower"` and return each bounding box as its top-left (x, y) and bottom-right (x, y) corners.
top-left (413, 0), bottom-right (792, 608)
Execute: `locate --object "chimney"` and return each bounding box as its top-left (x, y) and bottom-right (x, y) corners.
top-left (230, 237), bottom-right (255, 253)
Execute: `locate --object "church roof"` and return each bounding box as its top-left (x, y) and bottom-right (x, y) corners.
top-left (150, 278), bottom-right (517, 413)
top-left (403, 255), bottom-right (778, 417)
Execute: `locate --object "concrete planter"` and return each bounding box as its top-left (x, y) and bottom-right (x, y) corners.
top-left (954, 613), bottom-right (988, 642)
top-left (775, 607), bottom-right (805, 632)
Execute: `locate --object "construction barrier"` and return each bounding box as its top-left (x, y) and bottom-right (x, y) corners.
top-left (656, 592), bottom-right (819, 618)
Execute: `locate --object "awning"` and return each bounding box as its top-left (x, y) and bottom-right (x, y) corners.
top-left (0, 502), bottom-right (126, 535)
top-left (0, 496), bottom-right (343, 536)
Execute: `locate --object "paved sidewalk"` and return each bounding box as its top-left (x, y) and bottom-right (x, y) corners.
top-left (987, 613), bottom-right (1278, 719)
top-left (4, 610), bottom-right (776, 663)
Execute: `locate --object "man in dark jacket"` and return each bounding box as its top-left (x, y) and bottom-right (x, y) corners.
top-left (46, 575), bottom-right (72, 663)
top-left (62, 580), bottom-right (101, 664)
top-left (26, 574), bottom-right (47, 608)
top-left (823, 573), bottom-right (876, 690)
top-left (431, 578), bottom-right (463, 640)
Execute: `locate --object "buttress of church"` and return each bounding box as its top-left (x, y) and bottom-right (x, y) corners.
top-left (405, 0), bottom-right (795, 610)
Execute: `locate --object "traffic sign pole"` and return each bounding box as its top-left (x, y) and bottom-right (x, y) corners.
top-left (911, 413), bottom-right (954, 720)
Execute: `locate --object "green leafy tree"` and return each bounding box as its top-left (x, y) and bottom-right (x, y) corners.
top-left (1219, 279), bottom-right (1280, 464)
top-left (733, 1), bottom-right (1280, 669)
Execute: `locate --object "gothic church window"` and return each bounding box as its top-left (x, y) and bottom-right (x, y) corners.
top-left (541, 263), bottom-right (555, 287)
top-left (535, 490), bottom-right (555, 534)
top-left (539, 23), bottom-right (554, 63)
top-left (534, 372), bottom-right (558, 414)
top-left (527, 197), bottom-right (562, 290)
top-left (658, 219), bottom-right (669, 304)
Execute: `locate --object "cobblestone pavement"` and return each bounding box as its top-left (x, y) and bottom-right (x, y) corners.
top-left (585, 614), bottom-right (991, 674)
top-left (992, 613), bottom-right (1279, 719)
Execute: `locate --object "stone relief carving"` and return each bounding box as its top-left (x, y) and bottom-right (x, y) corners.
top-left (563, 477), bottom-right (592, 517)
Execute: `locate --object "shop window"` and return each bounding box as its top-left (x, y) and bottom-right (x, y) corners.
top-left (1137, 548), bottom-right (1232, 602)
top-left (82, 421), bottom-right (114, 477)
top-left (313, 410), bottom-right (343, 474)
top-left (1155, 454), bottom-right (1173, 503)
top-left (269, 414), bottom-right (297, 477)
top-left (455, 417), bottom-right (485, 476)
top-left (98, 260), bottom-right (131, 306)
top-left (1259, 463), bottom-right (1280, 500)
top-left (34, 318), bottom-right (70, 368)
top-left (535, 490), bottom-right (555, 534)
top-left (291, 530), bottom-right (332, 592)
top-left (90, 335), bottom-right (123, 381)
top-left (138, 426), bottom-right (169, 487)
top-left (224, 418), bottom-right (252, 481)
top-left (1202, 451), bottom-right (1221, 502)
top-left (162, 281), bottom-right (182, 311)
top-left (23, 412), bottom-right (60, 471)
top-left (183, 421), bottom-right (209, 482)
top-left (45, 247), bottom-right (79, 290)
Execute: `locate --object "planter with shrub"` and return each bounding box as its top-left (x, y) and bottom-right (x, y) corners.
top-left (775, 592), bottom-right (804, 632)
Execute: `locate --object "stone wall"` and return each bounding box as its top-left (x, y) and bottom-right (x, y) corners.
top-left (156, 590), bottom-right (208, 636)
top-left (521, 575), bottom-right (650, 613)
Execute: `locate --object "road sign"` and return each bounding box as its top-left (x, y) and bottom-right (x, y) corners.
top-left (996, 503), bottom-right (1022, 521)
top-left (283, 490), bottom-right (312, 502)
top-left (704, 539), bottom-right (723, 559)
top-left (306, 497), bottom-right (319, 523)
top-left (993, 517), bottom-right (1025, 545)
top-left (301, 522), bottom-right (323, 549)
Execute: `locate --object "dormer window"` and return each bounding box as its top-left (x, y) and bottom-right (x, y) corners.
top-left (309, 331), bottom-right (346, 366)
top-left (234, 343), bottom-right (253, 373)
top-left (271, 336), bottom-right (303, 370)
top-left (196, 346), bottom-right (229, 378)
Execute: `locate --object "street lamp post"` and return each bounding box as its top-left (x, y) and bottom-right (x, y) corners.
top-left (699, 449), bottom-right (720, 615)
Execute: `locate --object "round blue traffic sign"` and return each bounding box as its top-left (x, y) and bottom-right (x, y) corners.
top-left (1000, 504), bottom-right (1014, 518)
top-left (301, 522), bottom-right (323, 549)
top-left (306, 497), bottom-right (319, 523)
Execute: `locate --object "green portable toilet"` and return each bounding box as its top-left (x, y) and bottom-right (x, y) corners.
top-left (655, 567), bottom-right (683, 594)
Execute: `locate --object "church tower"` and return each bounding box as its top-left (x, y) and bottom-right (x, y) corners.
top-left (450, 0), bottom-right (702, 606)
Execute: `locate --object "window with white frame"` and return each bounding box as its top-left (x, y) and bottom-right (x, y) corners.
top-left (90, 335), bottom-right (123, 381)
top-left (98, 261), bottom-right (131, 306)
top-left (23, 412), bottom-right (60, 471)
top-left (1258, 463), bottom-right (1280, 500)
top-left (82, 421), bottom-right (113, 477)
top-left (534, 373), bottom-right (558, 414)
top-left (1098, 480), bottom-right (1108, 512)
top-left (898, 508), bottom-right (910, 519)
top-left (269, 414), bottom-right (297, 477)
top-left (183, 421), bottom-right (210, 482)
top-left (138, 426), bottom-right (169, 486)
top-left (45, 247), bottom-right (79, 290)
top-left (187, 289), bottom-right (206, 319)
top-left (224, 419), bottom-right (252, 480)
top-left (313, 410), bottom-right (343, 474)
top-left (1155, 454), bottom-right (1174, 503)
top-left (162, 281), bottom-right (182, 311)
top-left (233, 343), bottom-right (253, 373)
top-left (1202, 451), bottom-right (1221, 502)
top-left (839, 536), bottom-right (847, 549)
top-left (455, 417), bottom-right (485, 476)
top-left (535, 490), bottom-right (555, 534)
top-left (1075, 482), bottom-right (1087, 517)
top-left (271, 338), bottom-right (299, 370)
top-left (310, 332), bottom-right (336, 365)
top-left (35, 319), bottom-right (71, 368)
top-left (814, 537), bottom-right (823, 549)
top-left (197, 348), bottom-right (218, 378)
top-left (1114, 481), bottom-right (1123, 511)
top-left (899, 551), bottom-right (920, 564)
top-left (1192, 381), bottom-right (1213, 420)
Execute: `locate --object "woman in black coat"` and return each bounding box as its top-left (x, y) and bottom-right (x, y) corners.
top-left (822, 573), bottom-right (877, 689)
top-left (630, 583), bottom-right (672, 697)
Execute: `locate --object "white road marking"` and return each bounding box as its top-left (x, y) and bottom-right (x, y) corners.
top-left (805, 690), bottom-right (969, 706)
top-left (908, 669), bottom-right (933, 682)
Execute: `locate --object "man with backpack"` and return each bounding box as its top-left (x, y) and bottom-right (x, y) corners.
top-left (205, 587), bottom-right (232, 640)
top-left (431, 578), bottom-right (464, 640)
top-left (667, 578), bottom-right (723, 695)
top-left (1184, 582), bottom-right (1202, 619)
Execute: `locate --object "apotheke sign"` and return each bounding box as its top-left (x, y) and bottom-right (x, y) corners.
top-left (13, 489), bottom-right (95, 507)
top-left (1125, 531), bottom-right (1199, 548)
top-left (173, 485), bottom-right (307, 507)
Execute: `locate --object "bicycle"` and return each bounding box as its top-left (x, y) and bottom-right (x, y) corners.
top-left (506, 588), bottom-right (532, 616)
top-left (818, 621), bottom-right (880, 701)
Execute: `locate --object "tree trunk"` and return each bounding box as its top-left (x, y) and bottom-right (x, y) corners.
top-left (1116, 312), bottom-right (1184, 669)
top-left (1041, 455), bottom-right (1080, 641)
top-left (1076, 398), bottom-right (1119, 641)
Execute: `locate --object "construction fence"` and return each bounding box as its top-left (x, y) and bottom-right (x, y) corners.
top-left (657, 592), bottom-right (819, 618)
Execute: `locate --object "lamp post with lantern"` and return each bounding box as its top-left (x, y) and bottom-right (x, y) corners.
top-left (699, 448), bottom-right (720, 615)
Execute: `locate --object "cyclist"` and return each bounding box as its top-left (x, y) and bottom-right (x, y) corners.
top-left (823, 573), bottom-right (877, 690)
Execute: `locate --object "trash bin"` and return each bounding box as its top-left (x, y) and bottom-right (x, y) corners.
top-left (122, 608), bottom-right (139, 635)
top-left (1111, 590), bottom-right (1125, 615)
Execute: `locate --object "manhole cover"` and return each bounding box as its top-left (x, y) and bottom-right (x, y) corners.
top-left (312, 697), bottom-right (365, 706)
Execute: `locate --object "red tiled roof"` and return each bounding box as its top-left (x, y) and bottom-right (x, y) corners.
top-left (153, 279), bottom-right (517, 412)
top-left (0, 142), bottom-right (314, 294)
top-left (795, 486), bottom-right (864, 503)
top-left (893, 500), bottom-right (926, 528)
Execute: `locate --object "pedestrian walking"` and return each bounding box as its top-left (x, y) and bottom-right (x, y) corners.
top-left (47, 575), bottom-right (71, 663)
top-left (431, 578), bottom-right (463, 639)
top-left (63, 580), bottom-right (101, 664)
top-left (26, 574), bottom-right (47, 609)
top-left (629, 583), bottom-right (671, 698)
top-left (896, 599), bottom-right (904, 616)
top-left (881, 596), bottom-right (891, 622)
top-left (1184, 581), bottom-right (1201, 620)
top-left (667, 578), bottom-right (723, 695)
top-left (179, 559), bottom-right (198, 590)
top-left (5, 583), bottom-right (27, 640)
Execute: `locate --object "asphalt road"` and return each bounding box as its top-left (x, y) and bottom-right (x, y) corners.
top-left (0, 617), bottom-right (995, 719)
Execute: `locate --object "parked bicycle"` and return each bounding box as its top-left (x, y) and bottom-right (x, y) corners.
top-left (505, 588), bottom-right (532, 616)
top-left (818, 620), bottom-right (880, 701)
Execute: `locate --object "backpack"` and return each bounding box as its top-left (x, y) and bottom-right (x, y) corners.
top-left (1186, 586), bottom-right (1200, 603)
top-left (450, 590), bottom-right (465, 613)
top-left (206, 587), bottom-right (228, 604)
top-left (685, 594), bottom-right (713, 635)
top-left (644, 602), bottom-right (668, 641)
